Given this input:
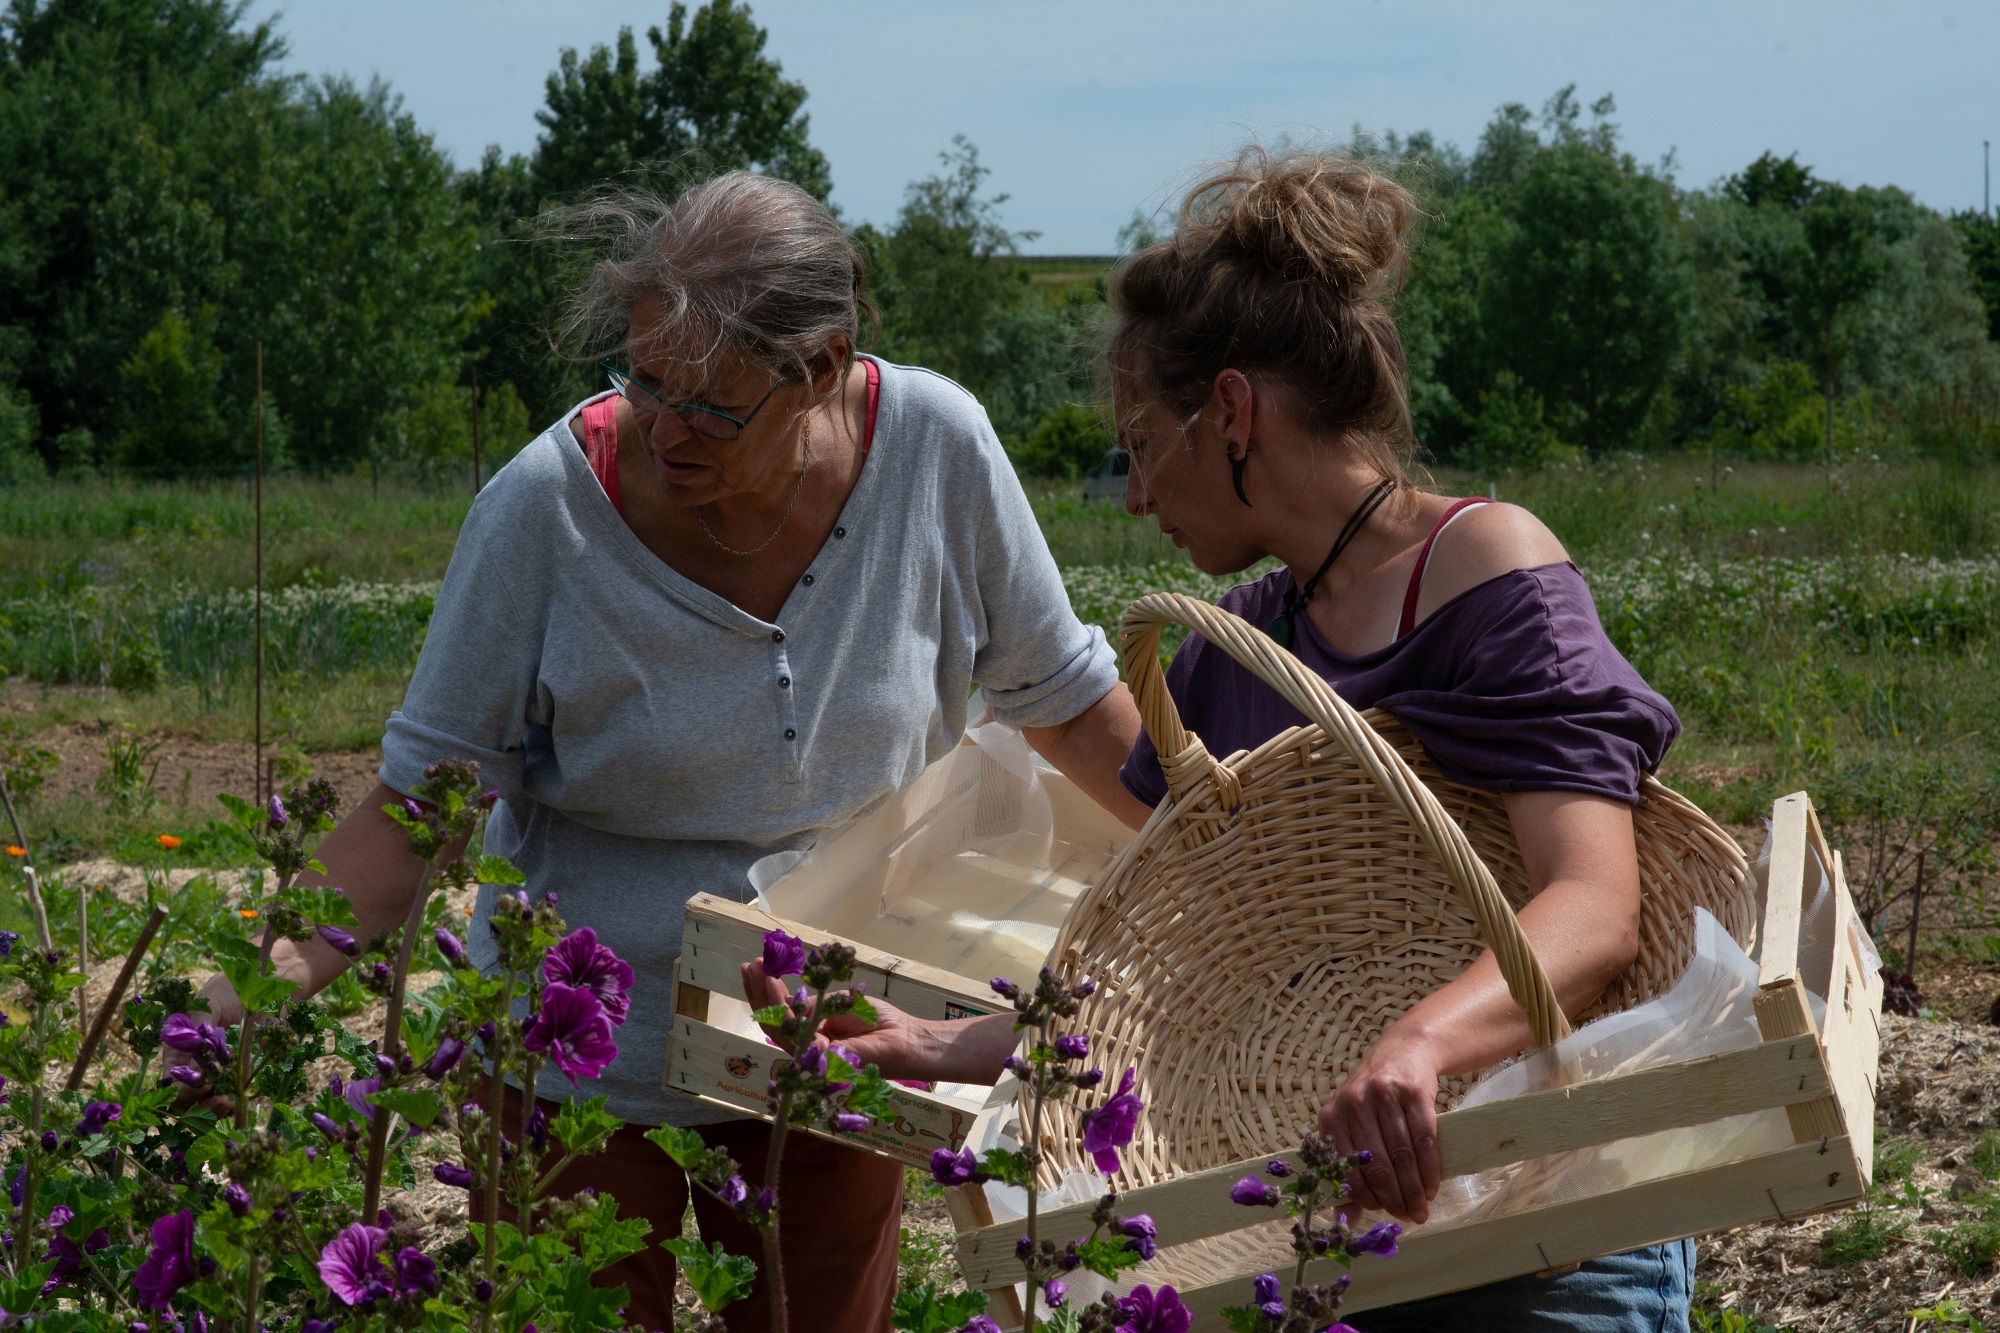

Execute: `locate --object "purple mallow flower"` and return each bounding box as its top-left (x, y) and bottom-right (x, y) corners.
top-left (1350, 1221), bottom-right (1401, 1257)
top-left (133, 1210), bottom-right (197, 1311)
top-left (1116, 1283), bottom-right (1193, 1333)
top-left (761, 929), bottom-right (807, 979)
top-left (1043, 1278), bottom-right (1067, 1308)
top-left (1121, 1213), bottom-right (1158, 1260)
top-left (1266, 1158), bottom-right (1291, 1177)
top-left (316, 925), bottom-right (359, 956)
top-left (0, 930), bottom-right (17, 957)
top-left (434, 927), bottom-right (469, 969)
top-left (424, 1038), bottom-right (465, 1079)
top-left (717, 1176), bottom-right (749, 1208)
top-left (1079, 1067), bottom-right (1143, 1176)
top-left (961, 1320), bottom-right (1003, 1333)
top-left (343, 1077), bottom-right (380, 1122)
top-left (310, 1112), bottom-right (341, 1141)
top-left (393, 1246), bottom-right (439, 1295)
top-left (1230, 1176), bottom-right (1279, 1207)
top-left (930, 1147), bottom-right (979, 1187)
top-left (434, 1162), bottom-right (477, 1189)
top-left (160, 1014), bottom-right (230, 1066)
top-left (80, 1101), bottom-right (121, 1135)
top-left (523, 982), bottom-right (619, 1083)
top-left (831, 1111), bottom-right (871, 1133)
top-left (267, 794), bottom-right (288, 828)
top-left (319, 1223), bottom-right (393, 1306)
top-left (543, 927), bottom-right (635, 1027)
top-left (166, 1066), bottom-right (204, 1088)
top-left (222, 1183), bottom-right (251, 1217)
top-left (1053, 1033), bottom-right (1089, 1060)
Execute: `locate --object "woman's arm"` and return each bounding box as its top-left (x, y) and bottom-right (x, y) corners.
top-left (195, 782), bottom-right (470, 1025)
top-left (1320, 789), bottom-right (1641, 1223)
top-left (1022, 683), bottom-right (1155, 830)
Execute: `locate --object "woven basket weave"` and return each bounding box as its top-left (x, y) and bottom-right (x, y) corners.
top-left (1037, 593), bottom-right (1755, 1189)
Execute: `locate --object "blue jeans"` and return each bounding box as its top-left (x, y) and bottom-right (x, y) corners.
top-left (1345, 1240), bottom-right (1695, 1333)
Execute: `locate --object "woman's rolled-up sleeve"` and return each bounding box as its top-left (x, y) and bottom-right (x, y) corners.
top-left (961, 422), bottom-right (1118, 730)
top-left (380, 501), bottom-right (543, 803)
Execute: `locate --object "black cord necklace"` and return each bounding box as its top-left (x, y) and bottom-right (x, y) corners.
top-left (1267, 477), bottom-right (1398, 650)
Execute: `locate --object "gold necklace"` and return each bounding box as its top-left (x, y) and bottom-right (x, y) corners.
top-left (695, 414), bottom-right (812, 557)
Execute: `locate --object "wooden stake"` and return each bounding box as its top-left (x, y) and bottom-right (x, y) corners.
top-left (254, 343), bottom-right (265, 806)
top-left (0, 770), bottom-right (52, 951)
top-left (1905, 851), bottom-right (1926, 975)
top-left (66, 906), bottom-right (168, 1092)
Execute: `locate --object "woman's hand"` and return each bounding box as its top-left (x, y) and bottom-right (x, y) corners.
top-left (739, 961), bottom-right (1018, 1085)
top-left (1319, 1025), bottom-right (1446, 1225)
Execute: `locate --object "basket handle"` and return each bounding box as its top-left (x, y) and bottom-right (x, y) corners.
top-left (1121, 592), bottom-right (1573, 1049)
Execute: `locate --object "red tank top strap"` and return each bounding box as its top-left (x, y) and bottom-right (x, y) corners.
top-left (580, 394), bottom-right (622, 513)
top-left (1397, 496), bottom-right (1495, 639)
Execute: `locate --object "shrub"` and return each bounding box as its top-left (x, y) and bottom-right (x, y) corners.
top-left (1013, 400), bottom-right (1113, 480)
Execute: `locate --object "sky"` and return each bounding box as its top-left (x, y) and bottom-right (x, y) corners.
top-left (241, 0), bottom-right (2000, 255)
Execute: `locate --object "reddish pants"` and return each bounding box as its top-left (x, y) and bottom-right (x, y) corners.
top-left (478, 1086), bottom-right (905, 1332)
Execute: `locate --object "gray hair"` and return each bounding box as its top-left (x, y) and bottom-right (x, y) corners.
top-left (555, 172), bottom-right (870, 395)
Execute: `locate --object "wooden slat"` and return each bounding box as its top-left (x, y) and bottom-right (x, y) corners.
top-left (662, 1012), bottom-right (985, 1170)
top-left (1754, 976), bottom-right (1844, 1143)
top-left (1758, 792), bottom-right (1812, 986)
top-left (1821, 849), bottom-right (1883, 1181)
top-left (679, 893), bottom-right (1000, 1023)
top-left (957, 1035), bottom-right (1835, 1284)
top-left (1184, 1134), bottom-right (1862, 1329)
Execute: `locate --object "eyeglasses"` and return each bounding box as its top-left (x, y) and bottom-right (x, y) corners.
top-left (599, 358), bottom-right (786, 441)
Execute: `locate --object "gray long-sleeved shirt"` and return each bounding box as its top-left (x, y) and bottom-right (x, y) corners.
top-left (380, 358), bottom-right (1117, 1125)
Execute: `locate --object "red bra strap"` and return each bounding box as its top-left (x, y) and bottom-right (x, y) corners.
top-left (862, 357), bottom-right (880, 457)
top-left (581, 394), bottom-right (622, 513)
top-left (1398, 497), bottom-right (1494, 639)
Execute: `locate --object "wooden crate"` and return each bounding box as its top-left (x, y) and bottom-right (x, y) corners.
top-left (948, 791), bottom-right (1882, 1329)
top-left (664, 892), bottom-right (1014, 1169)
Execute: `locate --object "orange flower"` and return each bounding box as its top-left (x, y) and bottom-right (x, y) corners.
top-left (3, 845), bottom-right (23, 858)
top-left (464, 907), bottom-right (473, 916)
top-left (157, 834), bottom-right (182, 850)
top-left (239, 909), bottom-right (259, 920)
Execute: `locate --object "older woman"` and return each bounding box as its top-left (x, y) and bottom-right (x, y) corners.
top-left (196, 172), bottom-right (1144, 1332)
top-left (812, 149), bottom-right (1693, 1333)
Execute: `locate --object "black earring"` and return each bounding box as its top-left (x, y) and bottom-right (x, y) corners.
top-left (1229, 445), bottom-right (1250, 506)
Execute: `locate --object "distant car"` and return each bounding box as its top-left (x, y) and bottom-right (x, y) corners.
top-left (1081, 448), bottom-right (1129, 502)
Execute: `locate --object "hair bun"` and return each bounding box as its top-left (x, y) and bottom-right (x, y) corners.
top-left (1189, 148), bottom-right (1413, 301)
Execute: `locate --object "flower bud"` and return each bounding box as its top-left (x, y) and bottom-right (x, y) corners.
top-left (474, 1280), bottom-right (493, 1302)
top-left (266, 794), bottom-right (288, 829)
top-left (434, 1162), bottom-right (477, 1189)
top-left (434, 927), bottom-right (470, 969)
top-left (222, 1182), bottom-right (251, 1216)
top-left (1052, 1034), bottom-right (1089, 1060)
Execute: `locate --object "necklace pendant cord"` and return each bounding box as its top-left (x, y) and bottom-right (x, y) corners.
top-left (697, 414), bottom-right (814, 558)
top-left (1267, 476), bottom-right (1398, 648)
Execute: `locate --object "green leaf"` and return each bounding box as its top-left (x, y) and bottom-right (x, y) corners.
top-left (1219, 1306), bottom-right (1264, 1333)
top-left (549, 1095), bottom-right (624, 1158)
top-left (975, 1147), bottom-right (1034, 1189)
top-left (644, 1125), bottom-right (710, 1170)
top-left (278, 884), bottom-right (358, 928)
top-left (368, 1087), bottom-right (442, 1127)
top-left (1075, 1234), bottom-right (1146, 1280)
top-left (561, 1188), bottom-right (652, 1269)
top-left (216, 792), bottom-right (261, 830)
top-left (1040, 1307), bottom-right (1083, 1333)
top-left (752, 1005), bottom-right (789, 1027)
top-left (475, 854), bottom-right (526, 886)
top-left (840, 1066), bottom-right (895, 1123)
top-left (846, 994), bottom-right (878, 1025)
top-left (891, 1281), bottom-right (989, 1333)
top-left (217, 959), bottom-right (298, 1015)
top-left (662, 1237), bottom-right (756, 1313)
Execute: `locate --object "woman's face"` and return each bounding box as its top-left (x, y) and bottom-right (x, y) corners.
top-left (622, 293), bottom-right (806, 510)
top-left (1116, 387), bottom-right (1267, 576)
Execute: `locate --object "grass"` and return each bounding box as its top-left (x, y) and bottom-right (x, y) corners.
top-left (2, 455), bottom-right (1997, 901)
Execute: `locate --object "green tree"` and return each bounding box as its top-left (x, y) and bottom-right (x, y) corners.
top-left (1791, 183), bottom-right (1888, 461)
top-left (115, 305), bottom-right (229, 470)
top-left (1480, 134), bottom-right (1689, 455)
top-left (1954, 210), bottom-right (2000, 342)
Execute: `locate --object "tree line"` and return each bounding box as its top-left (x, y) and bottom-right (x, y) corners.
top-left (1, 0), bottom-right (1997, 485)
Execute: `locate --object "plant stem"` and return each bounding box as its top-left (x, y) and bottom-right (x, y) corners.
top-left (761, 1091), bottom-right (790, 1333)
top-left (66, 905), bottom-right (167, 1092)
top-left (479, 967), bottom-right (515, 1333)
top-left (233, 871), bottom-right (296, 1133)
top-left (1293, 1177), bottom-right (1318, 1290)
top-left (1022, 1070), bottom-right (1046, 1333)
top-left (517, 1052), bottom-right (541, 1242)
top-left (360, 863), bottom-right (436, 1222)
top-left (17, 1000), bottom-right (46, 1269)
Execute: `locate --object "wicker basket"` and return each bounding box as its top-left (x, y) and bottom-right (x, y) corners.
top-left (1036, 591), bottom-right (1757, 1187)
top-left (948, 593), bottom-right (1879, 1329)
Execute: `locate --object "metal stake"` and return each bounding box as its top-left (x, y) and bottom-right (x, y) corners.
top-left (255, 343), bottom-right (265, 805)
top-left (1905, 850), bottom-right (1926, 975)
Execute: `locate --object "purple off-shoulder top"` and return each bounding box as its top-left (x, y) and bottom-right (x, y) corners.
top-left (1119, 561), bottom-right (1680, 808)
